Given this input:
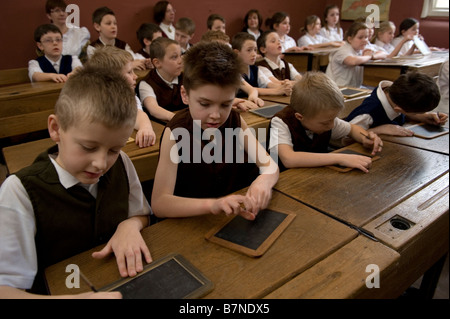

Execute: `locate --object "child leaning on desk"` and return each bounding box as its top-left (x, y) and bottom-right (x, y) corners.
top-left (151, 41), bottom-right (279, 221)
top-left (28, 24), bottom-right (83, 83)
top-left (345, 72), bottom-right (447, 136)
top-left (232, 32), bottom-right (292, 97)
top-left (267, 72), bottom-right (383, 173)
top-left (0, 67), bottom-right (153, 298)
top-left (325, 21), bottom-right (386, 88)
top-left (86, 46), bottom-right (156, 148)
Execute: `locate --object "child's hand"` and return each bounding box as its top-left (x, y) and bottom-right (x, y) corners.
top-left (144, 58), bottom-right (154, 69)
top-left (211, 195), bottom-right (257, 221)
top-left (51, 73), bottom-right (68, 83)
top-left (278, 82), bottom-right (293, 96)
top-left (361, 131), bottom-right (383, 155)
top-left (424, 112), bottom-right (448, 126)
top-left (372, 124), bottom-right (414, 137)
top-left (132, 59), bottom-right (147, 71)
top-left (233, 98), bottom-right (259, 111)
top-left (92, 217), bottom-right (152, 278)
top-left (337, 154), bottom-right (372, 173)
top-left (136, 126), bottom-right (156, 148)
top-left (248, 95), bottom-right (265, 107)
top-left (245, 176), bottom-right (274, 216)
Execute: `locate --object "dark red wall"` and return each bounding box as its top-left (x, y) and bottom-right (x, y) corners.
top-left (0, 0), bottom-right (448, 70)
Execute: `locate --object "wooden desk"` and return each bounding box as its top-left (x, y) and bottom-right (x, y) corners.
top-left (0, 82), bottom-right (64, 138)
top-left (2, 122), bottom-right (165, 182)
top-left (274, 141), bottom-right (449, 227)
top-left (283, 48), bottom-right (338, 73)
top-left (45, 189), bottom-right (358, 297)
top-left (260, 90), bottom-right (370, 119)
top-left (0, 67), bottom-right (29, 86)
top-left (363, 52), bottom-right (449, 88)
top-left (380, 122), bottom-right (449, 155)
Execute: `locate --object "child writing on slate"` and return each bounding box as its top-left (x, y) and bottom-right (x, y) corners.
top-left (151, 42), bottom-right (279, 220)
top-left (268, 72), bottom-right (383, 172)
top-left (29, 24), bottom-right (83, 83)
top-left (0, 67), bottom-right (153, 298)
top-left (87, 46), bottom-right (156, 148)
top-left (345, 72), bottom-right (447, 136)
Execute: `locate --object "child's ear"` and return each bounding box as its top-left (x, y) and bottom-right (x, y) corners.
top-left (152, 58), bottom-right (161, 69)
top-left (259, 46), bottom-right (267, 55)
top-left (294, 112), bottom-right (304, 121)
top-left (48, 114), bottom-right (62, 143)
top-left (94, 23), bottom-right (101, 32)
top-left (180, 85), bottom-right (189, 105)
top-left (36, 42), bottom-right (44, 52)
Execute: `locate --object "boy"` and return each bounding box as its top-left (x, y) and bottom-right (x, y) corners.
top-left (151, 42), bottom-right (279, 220)
top-left (87, 6), bottom-right (148, 70)
top-left (175, 17), bottom-right (196, 54)
top-left (268, 72), bottom-right (383, 172)
top-left (136, 23), bottom-right (162, 59)
top-left (257, 30), bottom-right (303, 85)
top-left (232, 32), bottom-right (292, 97)
top-left (0, 67), bottom-right (152, 298)
top-left (207, 14), bottom-right (226, 33)
top-left (29, 24), bottom-right (82, 83)
top-left (87, 46), bottom-right (156, 148)
top-left (345, 72), bottom-right (447, 136)
top-left (138, 37), bottom-right (186, 123)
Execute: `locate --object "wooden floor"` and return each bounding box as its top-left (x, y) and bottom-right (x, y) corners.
top-left (0, 161), bottom-right (448, 299)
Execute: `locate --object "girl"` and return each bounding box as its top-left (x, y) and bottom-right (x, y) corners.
top-left (320, 5), bottom-right (344, 42)
top-left (391, 18), bottom-right (421, 56)
top-left (242, 9), bottom-right (263, 40)
top-left (326, 22), bottom-right (385, 88)
top-left (266, 12), bottom-right (307, 53)
top-left (297, 15), bottom-right (343, 49)
top-left (373, 21), bottom-right (415, 58)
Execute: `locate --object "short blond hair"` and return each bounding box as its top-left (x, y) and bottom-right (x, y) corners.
top-left (290, 72), bottom-right (344, 117)
top-left (55, 66), bottom-right (136, 130)
top-left (86, 46), bottom-right (133, 71)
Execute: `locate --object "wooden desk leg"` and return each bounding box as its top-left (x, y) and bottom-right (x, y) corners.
top-left (418, 253), bottom-right (448, 299)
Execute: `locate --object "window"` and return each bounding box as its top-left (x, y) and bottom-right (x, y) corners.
top-left (421, 0), bottom-right (449, 18)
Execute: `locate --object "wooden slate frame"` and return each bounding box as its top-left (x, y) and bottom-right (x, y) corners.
top-left (205, 209), bottom-right (296, 257)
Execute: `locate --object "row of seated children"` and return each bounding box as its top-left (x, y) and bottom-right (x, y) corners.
top-left (1, 40), bottom-right (447, 298)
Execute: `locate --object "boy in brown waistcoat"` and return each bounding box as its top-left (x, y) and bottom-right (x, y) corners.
top-left (268, 72), bottom-right (383, 172)
top-left (151, 42), bottom-right (279, 220)
top-left (138, 37), bottom-right (186, 124)
top-left (0, 67), bottom-right (152, 298)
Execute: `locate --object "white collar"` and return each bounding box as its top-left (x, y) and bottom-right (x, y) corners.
top-left (156, 69), bottom-right (179, 87)
top-left (264, 56), bottom-right (285, 70)
top-left (49, 154), bottom-right (98, 197)
top-left (377, 81), bottom-right (401, 120)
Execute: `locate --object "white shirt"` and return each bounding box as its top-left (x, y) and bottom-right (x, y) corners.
top-left (374, 39), bottom-right (395, 54)
top-left (28, 55), bottom-right (83, 81)
top-left (297, 33), bottom-right (327, 47)
top-left (268, 116), bottom-right (351, 152)
top-left (138, 69), bottom-right (179, 102)
top-left (392, 36), bottom-right (414, 56)
top-left (246, 29), bottom-right (261, 40)
top-left (87, 37), bottom-right (141, 60)
top-left (245, 65), bottom-right (271, 88)
top-left (326, 42), bottom-right (364, 88)
top-left (320, 26), bottom-right (343, 42)
top-left (0, 152), bottom-right (151, 290)
top-left (159, 23), bottom-right (175, 40)
top-left (62, 26), bottom-right (90, 57)
top-left (280, 34), bottom-right (297, 53)
top-left (258, 57), bottom-right (300, 81)
top-left (348, 80), bottom-right (401, 130)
